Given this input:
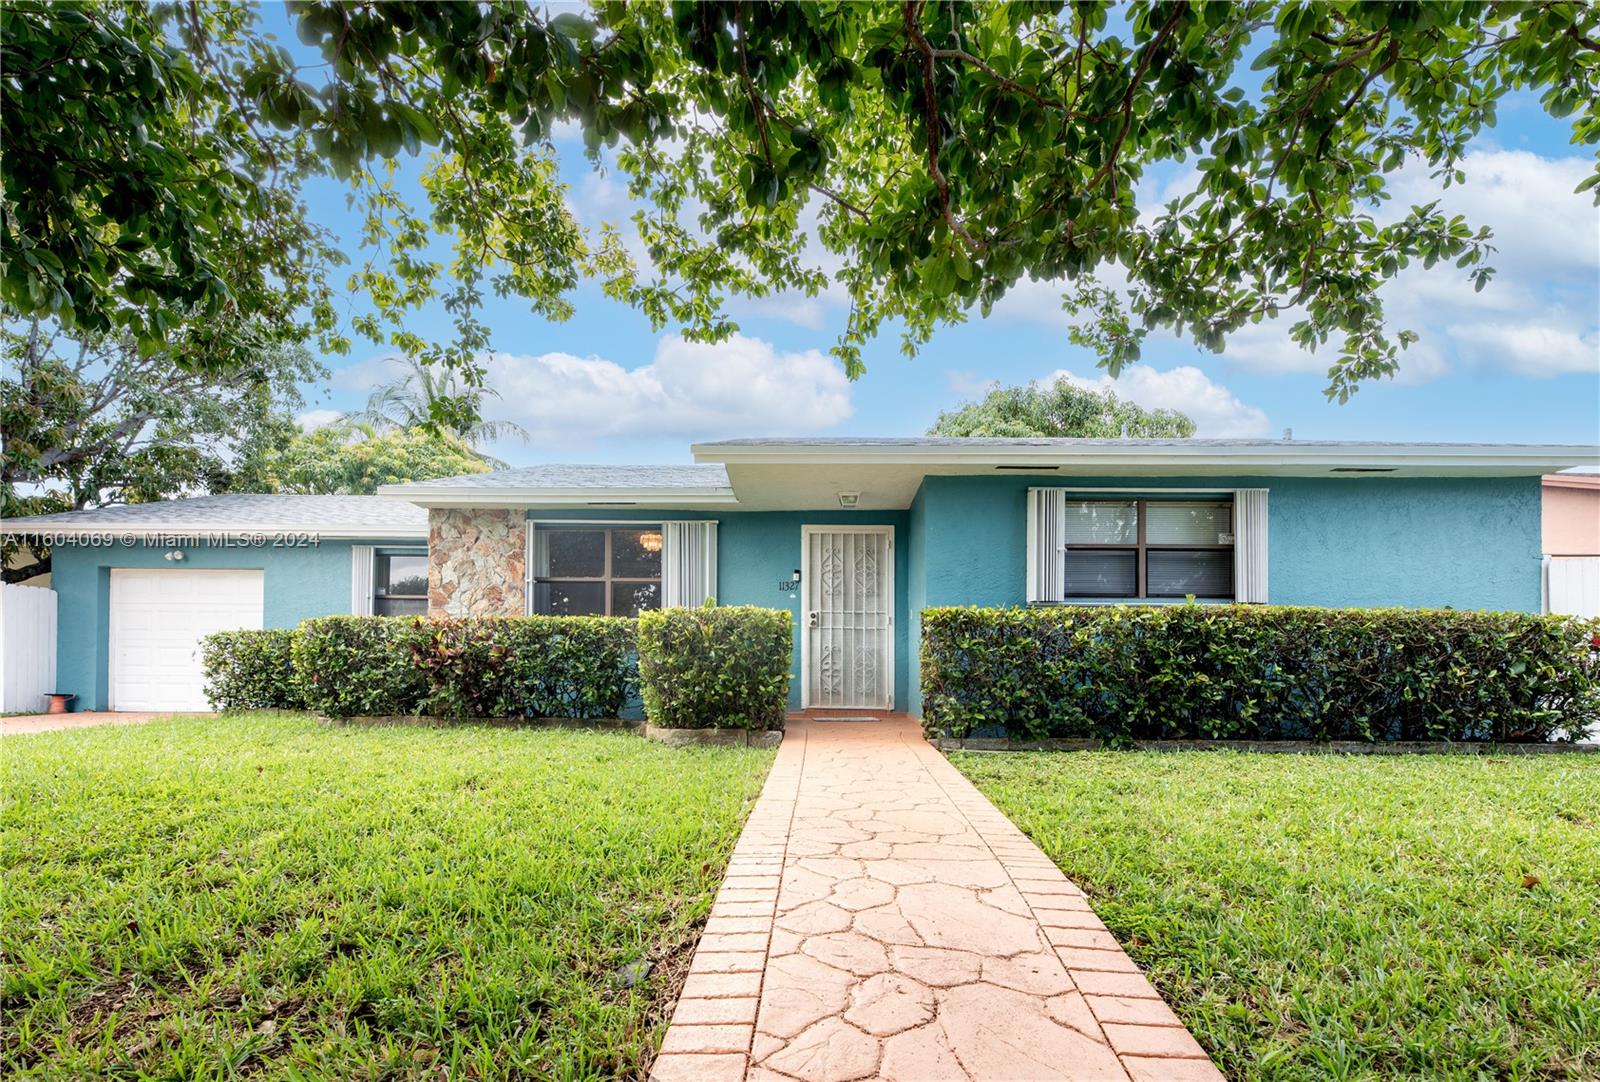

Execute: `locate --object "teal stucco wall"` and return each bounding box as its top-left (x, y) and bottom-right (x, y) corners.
top-left (529, 509), bottom-right (912, 710)
top-left (50, 537), bottom-right (424, 710)
top-left (904, 473), bottom-right (1543, 713)
top-left (49, 475), bottom-right (1540, 716)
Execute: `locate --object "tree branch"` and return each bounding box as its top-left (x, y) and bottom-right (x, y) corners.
top-left (903, 0), bottom-right (985, 253)
top-left (2, 555), bottom-right (51, 585)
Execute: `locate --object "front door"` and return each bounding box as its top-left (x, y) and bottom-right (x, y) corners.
top-left (802, 526), bottom-right (894, 709)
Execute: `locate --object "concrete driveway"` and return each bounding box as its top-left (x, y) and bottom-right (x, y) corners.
top-left (1, 711), bottom-right (189, 735)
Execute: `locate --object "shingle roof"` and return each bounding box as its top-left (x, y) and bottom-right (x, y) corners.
top-left (0, 494), bottom-right (429, 537)
top-left (388, 464), bottom-right (730, 491)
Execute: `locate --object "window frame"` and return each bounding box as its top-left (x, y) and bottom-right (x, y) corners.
top-left (1064, 498), bottom-right (1234, 601)
top-left (530, 524), bottom-right (664, 617)
top-left (372, 548), bottom-right (429, 616)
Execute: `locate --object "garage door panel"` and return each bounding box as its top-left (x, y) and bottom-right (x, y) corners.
top-left (110, 570), bottom-right (265, 711)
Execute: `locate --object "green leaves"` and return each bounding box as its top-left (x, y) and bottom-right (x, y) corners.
top-left (929, 376), bottom-right (1197, 438)
top-left (289, 615), bottom-right (640, 720)
top-left (5, 0), bottom-right (1595, 408)
top-left (638, 605), bottom-right (793, 731)
top-left (921, 605), bottom-right (1600, 744)
top-left (202, 630), bottom-right (305, 711)
top-left (243, 426), bottom-right (490, 496)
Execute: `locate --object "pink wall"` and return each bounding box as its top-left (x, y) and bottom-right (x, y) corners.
top-left (1543, 475), bottom-right (1600, 556)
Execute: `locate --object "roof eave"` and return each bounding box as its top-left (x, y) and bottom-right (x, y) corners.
top-left (0, 524), bottom-right (428, 540)
top-left (378, 484), bottom-right (741, 508)
top-left (692, 441), bottom-right (1599, 473)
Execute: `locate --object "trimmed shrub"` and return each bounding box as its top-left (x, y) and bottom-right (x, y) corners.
top-left (921, 605), bottom-right (1600, 744)
top-left (289, 615), bottom-right (639, 720)
top-left (408, 616), bottom-right (637, 719)
top-left (638, 605), bottom-right (792, 730)
top-left (201, 629), bottom-right (304, 711)
top-left (291, 616), bottom-right (431, 718)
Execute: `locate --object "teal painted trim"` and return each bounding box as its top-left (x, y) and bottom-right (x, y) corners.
top-left (51, 538), bottom-right (422, 710)
top-left (527, 508), bottom-right (911, 709)
top-left (913, 474), bottom-right (1543, 612)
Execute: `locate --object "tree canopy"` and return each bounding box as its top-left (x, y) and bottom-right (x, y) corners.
top-left (929, 377), bottom-right (1196, 437)
top-left (240, 424), bottom-right (489, 495)
top-left (4, 1), bottom-right (1595, 416)
top-left (354, 355), bottom-right (529, 458)
top-left (0, 326), bottom-right (321, 582)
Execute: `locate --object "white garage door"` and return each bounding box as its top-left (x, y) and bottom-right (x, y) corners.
top-left (110, 569), bottom-right (265, 711)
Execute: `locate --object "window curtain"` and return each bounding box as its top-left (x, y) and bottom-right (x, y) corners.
top-left (1026, 489), bottom-right (1067, 604)
top-left (661, 521), bottom-right (718, 607)
top-left (1233, 488), bottom-right (1269, 603)
top-left (350, 544), bottom-right (375, 616)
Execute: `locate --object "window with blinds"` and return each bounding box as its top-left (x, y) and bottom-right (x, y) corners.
top-left (1063, 499), bottom-right (1234, 600)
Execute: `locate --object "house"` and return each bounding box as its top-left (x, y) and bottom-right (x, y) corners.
top-left (1542, 472), bottom-right (1600, 618)
top-left (4, 438), bottom-right (1593, 714)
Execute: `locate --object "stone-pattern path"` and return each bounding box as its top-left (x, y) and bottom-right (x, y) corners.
top-left (652, 714), bottom-right (1223, 1082)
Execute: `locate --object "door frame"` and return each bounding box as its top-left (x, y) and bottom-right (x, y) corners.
top-left (799, 524), bottom-right (895, 710)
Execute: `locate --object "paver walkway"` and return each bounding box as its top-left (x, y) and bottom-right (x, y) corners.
top-left (652, 714), bottom-right (1222, 1082)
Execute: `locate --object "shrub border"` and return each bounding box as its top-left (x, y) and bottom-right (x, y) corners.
top-left (320, 715), bottom-right (641, 731)
top-left (935, 736), bottom-right (1599, 755)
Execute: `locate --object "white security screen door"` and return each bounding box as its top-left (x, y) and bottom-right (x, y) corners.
top-left (802, 526), bottom-right (894, 709)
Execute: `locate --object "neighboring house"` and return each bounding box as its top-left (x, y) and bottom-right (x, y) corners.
top-left (2, 439), bottom-right (1593, 714)
top-left (1542, 472), bottom-right (1600, 618)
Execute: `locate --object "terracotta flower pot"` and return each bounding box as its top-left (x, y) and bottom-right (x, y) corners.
top-left (45, 693), bottom-right (76, 715)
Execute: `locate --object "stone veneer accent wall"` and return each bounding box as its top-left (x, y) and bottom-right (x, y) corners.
top-left (428, 508), bottom-right (526, 617)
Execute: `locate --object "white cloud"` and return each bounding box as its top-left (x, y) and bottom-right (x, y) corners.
top-left (1048, 365), bottom-right (1272, 438)
top-left (984, 149), bottom-right (1599, 383)
top-left (944, 370), bottom-right (999, 399)
top-left (296, 408), bottom-right (345, 431)
top-left (733, 293), bottom-right (830, 330)
top-left (1386, 149), bottom-right (1598, 274)
top-left (1451, 321), bottom-right (1599, 377)
top-left (479, 333), bottom-right (853, 444)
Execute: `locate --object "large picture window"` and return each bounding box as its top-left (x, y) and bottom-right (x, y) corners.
top-left (1064, 500), bottom-right (1234, 599)
top-left (533, 526), bottom-right (663, 617)
top-left (373, 550), bottom-right (429, 615)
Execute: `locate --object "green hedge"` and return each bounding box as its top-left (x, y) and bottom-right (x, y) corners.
top-left (201, 629), bottom-right (305, 711)
top-left (921, 605), bottom-right (1600, 744)
top-left (408, 616), bottom-right (637, 719)
top-left (291, 616), bottom-right (432, 718)
top-left (286, 615), bottom-right (638, 719)
top-left (638, 604), bottom-right (792, 730)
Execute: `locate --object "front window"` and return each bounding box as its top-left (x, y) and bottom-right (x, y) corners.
top-left (1065, 500), bottom-right (1234, 599)
top-left (374, 551), bottom-right (429, 615)
top-left (533, 526), bottom-right (662, 617)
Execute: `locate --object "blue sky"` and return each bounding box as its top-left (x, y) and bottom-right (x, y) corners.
top-left (274, 8), bottom-right (1600, 466)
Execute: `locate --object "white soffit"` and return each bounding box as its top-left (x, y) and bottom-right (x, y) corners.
top-left (694, 439), bottom-right (1600, 511)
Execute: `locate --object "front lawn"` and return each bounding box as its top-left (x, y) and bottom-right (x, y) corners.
top-left (2, 713), bottom-right (773, 1080)
top-left (954, 750), bottom-right (1600, 1081)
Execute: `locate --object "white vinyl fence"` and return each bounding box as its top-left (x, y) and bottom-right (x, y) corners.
top-left (1544, 556), bottom-right (1600, 620)
top-left (1, 583), bottom-right (58, 713)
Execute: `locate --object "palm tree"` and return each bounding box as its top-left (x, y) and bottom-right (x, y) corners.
top-left (350, 355), bottom-right (528, 466)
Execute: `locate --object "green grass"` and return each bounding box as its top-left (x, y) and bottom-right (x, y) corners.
top-left (2, 713), bottom-right (773, 1080)
top-left (953, 750), bottom-right (1600, 1081)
